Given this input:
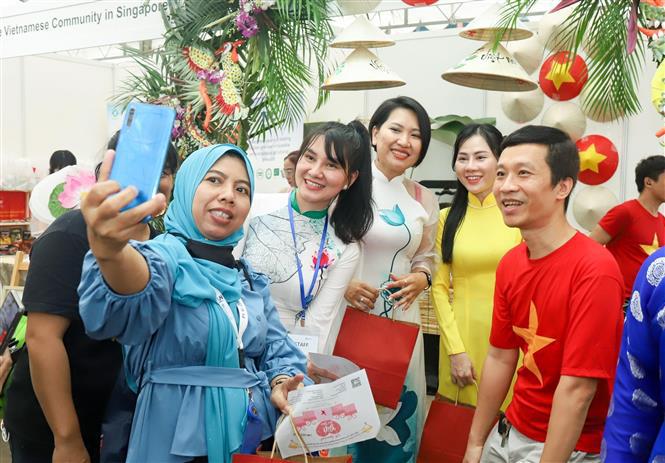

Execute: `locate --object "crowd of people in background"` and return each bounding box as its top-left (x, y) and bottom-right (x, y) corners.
top-left (0, 96), bottom-right (663, 463)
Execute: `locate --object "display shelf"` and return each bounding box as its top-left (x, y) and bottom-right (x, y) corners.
top-left (0, 221), bottom-right (30, 227)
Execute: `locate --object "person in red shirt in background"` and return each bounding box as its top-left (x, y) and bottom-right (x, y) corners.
top-left (590, 155), bottom-right (665, 303)
top-left (463, 126), bottom-right (624, 463)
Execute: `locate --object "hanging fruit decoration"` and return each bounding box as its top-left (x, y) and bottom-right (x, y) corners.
top-left (539, 52), bottom-right (588, 101)
top-left (576, 134), bottom-right (619, 185)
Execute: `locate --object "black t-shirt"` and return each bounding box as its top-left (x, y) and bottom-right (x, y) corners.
top-left (4, 210), bottom-right (123, 447)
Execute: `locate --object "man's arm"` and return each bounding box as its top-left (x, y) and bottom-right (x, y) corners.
top-left (540, 375), bottom-right (597, 462)
top-left (26, 312), bottom-right (90, 462)
top-left (589, 225), bottom-right (612, 245)
top-left (463, 346), bottom-right (519, 463)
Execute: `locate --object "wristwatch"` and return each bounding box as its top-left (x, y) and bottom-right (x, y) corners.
top-left (419, 271), bottom-right (432, 289)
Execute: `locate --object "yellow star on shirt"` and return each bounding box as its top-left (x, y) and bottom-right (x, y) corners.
top-left (546, 60), bottom-right (576, 90)
top-left (640, 233), bottom-right (661, 255)
top-left (579, 144), bottom-right (607, 173)
top-left (513, 302), bottom-right (555, 386)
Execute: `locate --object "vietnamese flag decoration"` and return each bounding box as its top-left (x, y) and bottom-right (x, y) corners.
top-left (576, 134), bottom-right (619, 185)
top-left (539, 52), bottom-right (588, 101)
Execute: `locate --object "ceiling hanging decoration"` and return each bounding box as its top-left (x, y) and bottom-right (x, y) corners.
top-left (506, 34), bottom-right (545, 75)
top-left (576, 134), bottom-right (619, 185)
top-left (336, 0), bottom-right (381, 16)
top-left (572, 186), bottom-right (619, 232)
top-left (441, 42), bottom-right (538, 92)
top-left (459, 2), bottom-right (533, 41)
top-left (402, 0), bottom-right (439, 6)
top-left (538, 51), bottom-right (588, 101)
top-left (541, 101), bottom-right (587, 141)
top-left (330, 15), bottom-right (395, 49)
top-left (322, 48), bottom-right (406, 91)
top-left (501, 88), bottom-right (545, 123)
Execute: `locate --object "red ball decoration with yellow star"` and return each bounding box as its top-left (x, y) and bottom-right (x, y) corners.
top-left (576, 134), bottom-right (619, 185)
top-left (402, 0), bottom-right (438, 5)
top-left (539, 52), bottom-right (588, 101)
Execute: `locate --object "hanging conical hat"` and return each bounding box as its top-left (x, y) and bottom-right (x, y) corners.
top-left (579, 86), bottom-right (625, 122)
top-left (322, 48), bottom-right (405, 91)
top-left (336, 0), bottom-right (381, 16)
top-left (506, 34), bottom-right (544, 75)
top-left (501, 88), bottom-right (545, 123)
top-left (331, 16), bottom-right (395, 49)
top-left (441, 42), bottom-right (538, 92)
top-left (541, 101), bottom-right (586, 141)
top-left (572, 186), bottom-right (618, 232)
top-left (460, 3), bottom-right (533, 41)
top-left (538, 5), bottom-right (575, 52)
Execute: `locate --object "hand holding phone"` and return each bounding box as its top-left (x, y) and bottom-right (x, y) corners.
top-left (109, 102), bottom-right (176, 216)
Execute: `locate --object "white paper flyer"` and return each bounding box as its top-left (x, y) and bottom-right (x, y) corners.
top-left (275, 369), bottom-right (380, 457)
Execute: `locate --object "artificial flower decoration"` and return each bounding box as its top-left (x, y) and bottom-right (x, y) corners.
top-left (114, 0), bottom-right (333, 157)
top-left (576, 134), bottom-right (619, 185)
top-left (58, 170), bottom-right (96, 209)
top-left (539, 52), bottom-right (588, 101)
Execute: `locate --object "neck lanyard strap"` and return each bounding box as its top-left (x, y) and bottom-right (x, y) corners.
top-left (287, 198), bottom-right (329, 323)
top-left (214, 289), bottom-right (249, 367)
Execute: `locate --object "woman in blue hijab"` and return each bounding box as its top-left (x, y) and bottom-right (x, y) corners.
top-left (78, 144), bottom-right (307, 463)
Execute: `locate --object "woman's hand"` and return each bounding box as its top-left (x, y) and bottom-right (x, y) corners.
top-left (270, 373), bottom-right (305, 414)
top-left (53, 435), bottom-right (91, 463)
top-left (0, 349), bottom-right (13, 390)
top-left (81, 150), bottom-right (165, 261)
top-left (345, 279), bottom-right (379, 312)
top-left (307, 359), bottom-right (339, 384)
top-left (450, 352), bottom-right (476, 387)
top-left (383, 271), bottom-right (429, 310)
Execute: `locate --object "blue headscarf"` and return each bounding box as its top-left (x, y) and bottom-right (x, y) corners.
top-left (150, 143), bottom-right (254, 307)
top-left (149, 144), bottom-right (255, 462)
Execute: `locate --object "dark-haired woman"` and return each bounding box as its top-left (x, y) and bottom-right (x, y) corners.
top-left (431, 124), bottom-right (521, 408)
top-left (343, 97), bottom-right (438, 463)
top-left (242, 121), bottom-right (373, 355)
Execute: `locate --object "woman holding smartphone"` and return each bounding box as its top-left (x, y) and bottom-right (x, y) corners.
top-left (242, 121), bottom-right (373, 356)
top-left (78, 144), bottom-right (307, 463)
top-left (343, 96), bottom-right (439, 463)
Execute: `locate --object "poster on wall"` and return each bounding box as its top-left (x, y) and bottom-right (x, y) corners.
top-left (247, 122), bottom-right (303, 194)
top-left (0, 0), bottom-right (167, 59)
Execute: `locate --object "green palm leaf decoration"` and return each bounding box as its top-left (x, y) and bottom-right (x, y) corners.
top-left (113, 0), bottom-right (333, 156)
top-left (497, 1), bottom-right (649, 120)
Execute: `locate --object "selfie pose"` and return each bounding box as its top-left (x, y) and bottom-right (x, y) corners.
top-left (78, 145), bottom-right (307, 463)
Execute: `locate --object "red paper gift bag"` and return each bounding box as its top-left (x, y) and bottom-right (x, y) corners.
top-left (332, 307), bottom-right (419, 408)
top-left (417, 396), bottom-right (475, 463)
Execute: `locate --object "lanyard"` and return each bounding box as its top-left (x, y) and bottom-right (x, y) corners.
top-left (214, 289), bottom-right (249, 367)
top-left (287, 198), bottom-right (329, 323)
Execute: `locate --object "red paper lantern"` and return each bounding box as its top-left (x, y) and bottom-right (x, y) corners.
top-left (402, 0), bottom-right (438, 5)
top-left (539, 52), bottom-right (588, 101)
top-left (576, 135), bottom-right (618, 185)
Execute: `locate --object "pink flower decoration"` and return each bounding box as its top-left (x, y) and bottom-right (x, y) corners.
top-left (58, 170), bottom-right (96, 209)
top-left (312, 249), bottom-right (332, 269)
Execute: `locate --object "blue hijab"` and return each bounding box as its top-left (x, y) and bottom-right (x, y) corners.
top-left (149, 144), bottom-right (255, 462)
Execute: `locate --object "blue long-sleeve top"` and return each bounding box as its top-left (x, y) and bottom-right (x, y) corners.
top-left (78, 242), bottom-right (307, 463)
top-left (602, 249), bottom-right (665, 462)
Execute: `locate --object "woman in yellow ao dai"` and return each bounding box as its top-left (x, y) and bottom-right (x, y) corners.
top-left (431, 124), bottom-right (521, 407)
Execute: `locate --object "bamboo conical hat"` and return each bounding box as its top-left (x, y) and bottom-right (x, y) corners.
top-left (572, 186), bottom-right (618, 232)
top-left (501, 88), bottom-right (545, 123)
top-left (442, 42), bottom-right (538, 92)
top-left (322, 48), bottom-right (405, 91)
top-left (460, 3), bottom-right (533, 41)
top-left (331, 16), bottom-right (395, 49)
top-left (541, 101), bottom-right (587, 141)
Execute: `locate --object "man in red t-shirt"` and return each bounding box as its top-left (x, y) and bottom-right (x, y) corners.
top-left (590, 155), bottom-right (665, 300)
top-left (463, 126), bottom-right (624, 463)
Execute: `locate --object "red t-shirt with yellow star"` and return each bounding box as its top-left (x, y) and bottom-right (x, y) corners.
top-left (598, 199), bottom-right (665, 299)
top-left (490, 232), bottom-right (623, 453)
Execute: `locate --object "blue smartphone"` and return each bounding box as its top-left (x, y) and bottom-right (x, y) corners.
top-left (109, 102), bottom-right (176, 214)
